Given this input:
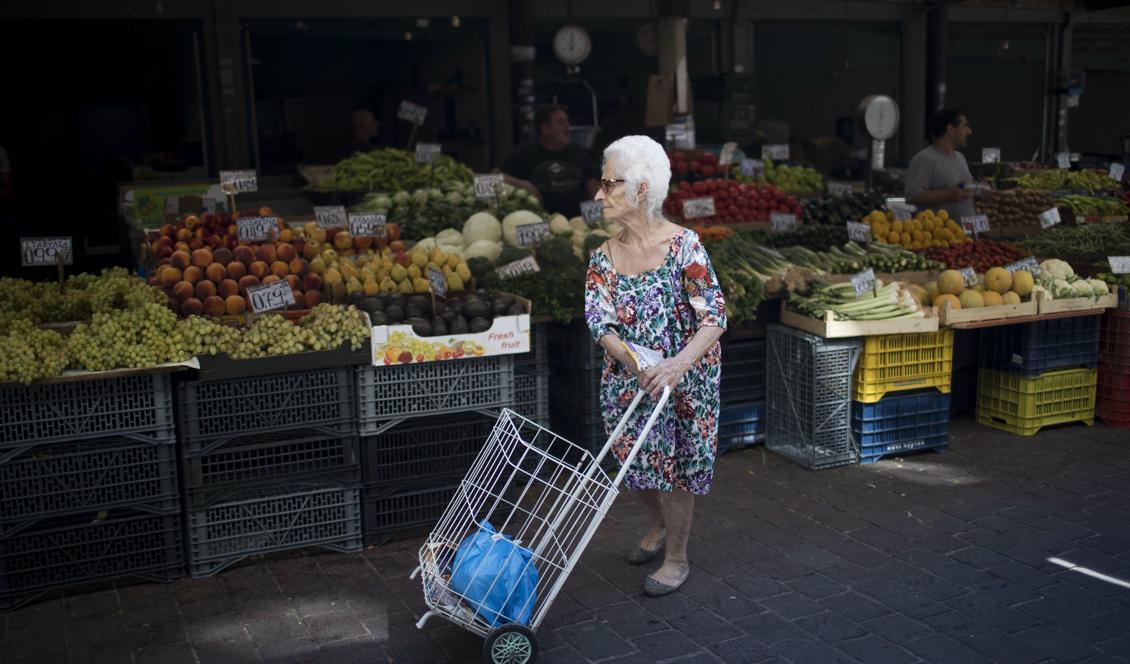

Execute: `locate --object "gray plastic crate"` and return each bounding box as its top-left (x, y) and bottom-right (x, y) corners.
top-left (0, 373), bottom-right (174, 449)
top-left (547, 320), bottom-right (604, 369)
top-left (177, 368), bottom-right (356, 443)
top-left (0, 508), bottom-right (183, 611)
top-left (362, 483), bottom-right (457, 546)
top-left (1, 437), bottom-right (179, 532)
top-left (721, 338), bottom-right (767, 406)
top-left (766, 325), bottom-right (861, 470)
top-left (513, 368), bottom-right (550, 427)
top-left (361, 414), bottom-right (494, 487)
top-left (187, 483), bottom-right (362, 578)
top-left (356, 356), bottom-right (515, 434)
top-left (514, 321), bottom-right (549, 375)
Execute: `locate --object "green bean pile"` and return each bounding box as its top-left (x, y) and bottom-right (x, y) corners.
top-left (1019, 223), bottom-right (1130, 264)
top-left (317, 149), bottom-right (473, 192)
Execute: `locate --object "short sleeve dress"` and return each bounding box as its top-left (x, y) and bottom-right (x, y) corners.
top-left (584, 228), bottom-right (727, 495)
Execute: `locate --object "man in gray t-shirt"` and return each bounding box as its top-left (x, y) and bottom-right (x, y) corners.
top-left (905, 109), bottom-right (975, 220)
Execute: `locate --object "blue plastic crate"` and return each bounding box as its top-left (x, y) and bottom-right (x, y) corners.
top-left (852, 391), bottom-right (950, 464)
top-left (718, 401), bottom-right (766, 453)
top-left (979, 316), bottom-right (1100, 377)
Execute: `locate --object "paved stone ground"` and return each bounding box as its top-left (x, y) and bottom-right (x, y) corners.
top-left (2, 417), bottom-right (1129, 664)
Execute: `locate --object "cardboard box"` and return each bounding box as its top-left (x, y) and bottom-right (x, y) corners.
top-left (371, 297), bottom-right (532, 365)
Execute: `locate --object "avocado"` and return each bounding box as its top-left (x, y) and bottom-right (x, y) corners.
top-left (496, 294), bottom-right (515, 309)
top-left (469, 317), bottom-right (492, 333)
top-left (450, 315), bottom-right (469, 334)
top-left (431, 316), bottom-right (448, 336)
top-left (408, 317), bottom-right (432, 337)
top-left (406, 303), bottom-right (425, 319)
top-left (347, 292), bottom-right (364, 306)
top-left (362, 297), bottom-right (383, 313)
top-left (463, 298), bottom-right (490, 319)
top-left (369, 311), bottom-right (388, 326)
top-left (407, 295), bottom-right (431, 314)
top-left (384, 305), bottom-right (405, 323)
top-left (492, 300), bottom-right (508, 316)
top-left (386, 294), bottom-right (406, 310)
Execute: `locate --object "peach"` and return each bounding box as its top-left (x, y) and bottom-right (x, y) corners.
top-left (302, 273), bottom-right (323, 292)
top-left (183, 265), bottom-right (204, 284)
top-left (181, 298), bottom-right (204, 316)
top-left (184, 214), bottom-right (200, 229)
top-left (256, 244), bottom-right (277, 264)
top-left (279, 228), bottom-right (294, 243)
top-left (270, 261), bottom-right (290, 278)
top-left (191, 248), bottom-right (211, 267)
top-left (170, 250), bottom-right (191, 270)
top-left (233, 245), bottom-right (255, 266)
top-left (156, 236), bottom-right (174, 250)
top-left (304, 290), bottom-right (322, 308)
top-left (195, 280), bottom-right (217, 300)
top-left (218, 279), bottom-right (240, 298)
top-left (249, 261), bottom-right (269, 279)
top-left (285, 274), bottom-right (300, 290)
top-left (203, 295), bottom-right (226, 317)
top-left (156, 246), bottom-right (173, 259)
top-left (206, 235), bottom-right (223, 249)
top-left (160, 266), bottom-right (183, 286)
top-left (302, 240), bottom-right (321, 260)
top-left (261, 275), bottom-right (281, 286)
top-left (288, 258), bottom-right (309, 276)
top-left (225, 295), bottom-right (246, 315)
top-left (157, 257), bottom-right (172, 267)
top-left (205, 263), bottom-right (226, 284)
top-left (160, 223), bottom-right (175, 238)
top-left (276, 243), bottom-right (297, 263)
top-left (173, 281), bottom-right (195, 301)
top-left (212, 247), bottom-right (233, 266)
top-left (174, 241), bottom-right (191, 253)
top-left (176, 228), bottom-right (192, 242)
top-left (291, 290), bottom-right (303, 307)
top-left (226, 261), bottom-right (247, 280)
top-left (238, 275), bottom-right (260, 294)
top-left (188, 238), bottom-right (204, 251)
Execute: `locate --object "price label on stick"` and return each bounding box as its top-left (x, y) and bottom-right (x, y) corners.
top-left (961, 215), bottom-right (990, 236)
top-left (474, 174), bottom-right (504, 201)
top-left (236, 216), bottom-right (279, 242)
top-left (1039, 207), bottom-right (1061, 229)
top-left (494, 255), bottom-right (541, 278)
top-left (580, 200), bottom-right (603, 225)
top-left (415, 142), bottom-right (441, 164)
top-left (313, 206), bottom-right (346, 228)
top-left (718, 142), bottom-right (738, 167)
top-left (427, 266), bottom-right (447, 298)
top-left (959, 267), bottom-right (978, 287)
top-left (682, 197), bottom-right (716, 219)
top-left (1006, 257), bottom-right (1041, 276)
top-left (515, 221), bottom-right (550, 247)
top-left (246, 281), bottom-right (295, 313)
top-left (1110, 163), bottom-right (1126, 183)
top-left (1109, 256), bottom-right (1130, 275)
top-left (852, 268), bottom-right (876, 297)
top-left (740, 158), bottom-right (764, 178)
top-left (219, 169), bottom-right (257, 194)
top-left (887, 202), bottom-right (914, 221)
top-left (827, 181), bottom-right (853, 196)
top-left (349, 213), bottom-right (387, 238)
top-left (397, 100), bottom-right (428, 125)
top-left (21, 236), bottom-right (73, 267)
top-left (846, 222), bottom-right (872, 243)
top-left (1056, 152), bottom-right (1071, 169)
top-left (982, 147), bottom-right (1001, 164)
top-left (770, 213), bottom-right (798, 233)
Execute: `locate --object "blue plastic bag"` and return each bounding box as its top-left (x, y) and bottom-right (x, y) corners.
top-left (449, 520), bottom-right (539, 628)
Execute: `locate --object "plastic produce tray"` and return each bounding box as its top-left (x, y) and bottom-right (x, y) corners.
top-left (852, 392), bottom-right (950, 464)
top-left (1096, 364), bottom-right (1130, 428)
top-left (0, 508), bottom-right (183, 610)
top-left (718, 401), bottom-right (766, 454)
top-left (976, 367), bottom-right (1096, 436)
top-left (187, 483), bottom-right (362, 578)
top-left (0, 373), bottom-right (174, 449)
top-left (1100, 311), bottom-right (1130, 374)
top-left (361, 414), bottom-right (495, 487)
top-left (363, 483), bottom-right (458, 546)
top-left (854, 330), bottom-right (953, 403)
top-left (766, 325), bottom-right (861, 470)
top-left (720, 338), bottom-right (767, 406)
top-left (177, 367), bottom-right (356, 444)
top-left (1, 437), bottom-right (179, 532)
top-left (547, 320), bottom-right (604, 370)
top-left (980, 316), bottom-right (1100, 377)
top-left (356, 356), bottom-right (515, 434)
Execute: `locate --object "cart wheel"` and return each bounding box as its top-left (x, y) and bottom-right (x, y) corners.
top-left (483, 624), bottom-right (538, 664)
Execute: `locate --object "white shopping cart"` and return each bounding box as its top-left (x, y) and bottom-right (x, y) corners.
top-left (410, 386), bottom-right (671, 664)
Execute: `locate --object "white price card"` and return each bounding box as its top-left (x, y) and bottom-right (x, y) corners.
top-left (1006, 257), bottom-right (1041, 276)
top-left (474, 174), bottom-right (504, 200)
top-left (718, 142), bottom-right (738, 166)
top-left (515, 221), bottom-right (550, 247)
top-left (247, 281), bottom-right (295, 313)
top-left (1056, 152), bottom-right (1071, 169)
top-left (219, 169), bottom-right (258, 194)
top-left (313, 206), bottom-right (347, 228)
top-left (846, 222), bottom-right (872, 243)
top-left (427, 266), bottom-right (447, 298)
top-left (851, 268), bottom-right (877, 297)
top-left (740, 158), bottom-right (764, 178)
top-left (236, 217), bottom-right (279, 242)
top-left (415, 142), bottom-right (441, 164)
top-left (1109, 256), bottom-right (1130, 275)
top-left (20, 236), bottom-right (73, 267)
top-left (961, 215), bottom-right (990, 235)
top-left (827, 181), bottom-right (853, 196)
top-left (762, 144), bottom-right (789, 160)
top-left (1039, 207), bottom-right (1061, 229)
top-left (349, 213), bottom-right (387, 237)
top-left (770, 213), bottom-right (798, 233)
top-left (580, 200), bottom-right (603, 224)
top-left (682, 197), bottom-right (716, 219)
top-left (959, 267), bottom-right (978, 287)
top-left (397, 100), bottom-right (428, 125)
top-left (887, 202), bottom-right (914, 221)
top-left (494, 255), bottom-right (541, 278)
top-left (1110, 163), bottom-right (1126, 182)
top-left (982, 148), bottom-right (1001, 164)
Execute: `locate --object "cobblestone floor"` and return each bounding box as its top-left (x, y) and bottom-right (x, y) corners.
top-left (2, 417), bottom-right (1129, 664)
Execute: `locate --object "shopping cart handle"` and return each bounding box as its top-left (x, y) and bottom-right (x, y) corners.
top-left (603, 386), bottom-right (671, 488)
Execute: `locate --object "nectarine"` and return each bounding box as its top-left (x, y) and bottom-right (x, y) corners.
top-left (173, 281), bottom-right (195, 301)
top-left (195, 280), bottom-right (217, 300)
top-left (238, 275), bottom-right (260, 293)
top-left (203, 295), bottom-right (226, 317)
top-left (218, 279), bottom-right (240, 298)
top-left (160, 266), bottom-right (183, 286)
top-left (225, 295), bottom-right (246, 315)
top-left (183, 266), bottom-right (204, 284)
top-left (181, 298), bottom-right (204, 316)
top-left (170, 250), bottom-right (191, 270)
top-left (271, 261), bottom-right (290, 278)
top-left (226, 261), bottom-right (247, 280)
top-left (249, 261), bottom-right (269, 279)
top-left (205, 263), bottom-right (226, 284)
top-left (213, 247), bottom-right (233, 266)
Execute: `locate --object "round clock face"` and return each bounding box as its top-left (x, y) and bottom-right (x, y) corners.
top-left (862, 95), bottom-right (899, 140)
top-left (553, 25), bottom-right (592, 66)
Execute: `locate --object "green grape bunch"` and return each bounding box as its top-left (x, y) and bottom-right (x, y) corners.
top-left (178, 316), bottom-right (242, 357)
top-left (300, 304), bottom-right (371, 352)
top-left (67, 302), bottom-right (189, 372)
top-left (0, 320), bottom-right (67, 384)
top-left (231, 314), bottom-right (315, 359)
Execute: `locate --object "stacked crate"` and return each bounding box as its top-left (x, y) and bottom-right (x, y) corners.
top-left (976, 316), bottom-right (1099, 435)
top-left (547, 320), bottom-right (605, 455)
top-left (0, 374), bottom-right (183, 609)
top-left (851, 331), bottom-right (954, 464)
top-left (176, 368), bottom-right (362, 577)
top-left (950, 329), bottom-right (981, 416)
top-left (718, 329), bottom-right (767, 454)
top-left (1095, 311), bottom-right (1130, 427)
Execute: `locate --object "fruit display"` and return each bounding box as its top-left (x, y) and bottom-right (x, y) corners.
top-left (0, 269), bottom-right (166, 326)
top-left (0, 319), bottom-right (68, 384)
top-left (801, 192), bottom-right (886, 226)
top-left (669, 150), bottom-right (724, 180)
top-left (662, 179), bottom-right (802, 223)
top-left (1035, 259), bottom-right (1111, 300)
top-left (927, 266), bottom-right (1034, 311)
top-left (788, 280), bottom-right (931, 321)
top-left (315, 148), bottom-right (473, 192)
top-left (229, 304), bottom-right (370, 359)
top-left (1015, 169), bottom-right (1121, 193)
top-left (67, 303), bottom-right (190, 372)
top-left (922, 239), bottom-right (1030, 272)
top-left (1096, 270), bottom-right (1130, 292)
top-left (975, 190), bottom-right (1055, 227)
top-left (1018, 223), bottom-right (1130, 265)
top-left (349, 180), bottom-right (545, 240)
top-left (358, 288), bottom-right (522, 340)
top-left (735, 160), bottom-right (823, 193)
top-left (858, 208), bottom-right (971, 251)
top-left (1057, 195), bottom-right (1129, 217)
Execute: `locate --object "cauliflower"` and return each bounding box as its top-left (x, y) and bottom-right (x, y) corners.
top-left (1039, 259), bottom-right (1075, 280)
top-left (1089, 279), bottom-right (1110, 296)
top-left (1069, 278), bottom-right (1093, 298)
top-left (1050, 278), bottom-right (1075, 299)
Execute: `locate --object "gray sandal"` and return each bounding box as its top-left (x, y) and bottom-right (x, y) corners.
top-left (643, 564), bottom-right (690, 597)
top-left (627, 541), bottom-right (664, 565)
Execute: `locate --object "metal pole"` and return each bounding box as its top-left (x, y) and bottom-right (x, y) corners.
top-left (508, 0), bottom-right (535, 145)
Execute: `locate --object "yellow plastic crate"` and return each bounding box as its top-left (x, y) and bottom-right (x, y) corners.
top-left (976, 367), bottom-right (1097, 436)
top-left (853, 330), bottom-right (954, 403)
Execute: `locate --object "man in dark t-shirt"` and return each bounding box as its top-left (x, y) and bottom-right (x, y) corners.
top-left (502, 104), bottom-right (599, 217)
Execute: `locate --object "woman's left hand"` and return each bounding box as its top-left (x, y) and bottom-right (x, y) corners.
top-left (639, 358), bottom-right (686, 399)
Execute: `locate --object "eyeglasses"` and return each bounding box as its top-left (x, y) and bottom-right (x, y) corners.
top-left (600, 178), bottom-right (625, 193)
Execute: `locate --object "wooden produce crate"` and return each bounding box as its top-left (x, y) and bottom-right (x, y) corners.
top-left (779, 303), bottom-right (939, 338)
top-left (1035, 288), bottom-right (1117, 315)
top-left (937, 296), bottom-right (1037, 327)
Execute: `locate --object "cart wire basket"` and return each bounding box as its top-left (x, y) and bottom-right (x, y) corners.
top-left (411, 387), bottom-right (670, 664)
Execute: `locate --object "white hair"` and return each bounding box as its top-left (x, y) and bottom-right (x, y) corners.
top-left (603, 135), bottom-right (670, 217)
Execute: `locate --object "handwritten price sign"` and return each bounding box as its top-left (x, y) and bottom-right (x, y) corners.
top-left (959, 267), bottom-right (978, 287)
top-left (236, 217), bottom-right (279, 242)
top-left (350, 213), bottom-right (387, 238)
top-left (428, 266), bottom-right (447, 298)
top-left (770, 213), bottom-right (798, 233)
top-left (21, 237), bottom-right (73, 267)
top-left (1039, 207), bottom-right (1061, 229)
top-left (247, 281), bottom-right (295, 313)
top-left (761, 144), bottom-right (789, 160)
top-left (1006, 257), bottom-right (1041, 276)
top-left (495, 255), bottom-right (541, 278)
top-left (982, 147), bottom-right (1001, 164)
top-left (580, 200), bottom-right (603, 224)
top-left (1109, 256), bottom-right (1130, 275)
top-left (682, 197), bottom-right (716, 219)
top-left (718, 142), bottom-right (738, 167)
top-left (397, 100), bottom-right (428, 125)
top-left (474, 174), bottom-right (504, 201)
top-left (740, 158), bottom-right (764, 178)
top-left (515, 222), bottom-right (550, 247)
top-left (846, 222), bottom-right (872, 243)
top-left (314, 206), bottom-right (346, 228)
top-left (415, 143), bottom-right (441, 164)
top-left (219, 170), bottom-right (258, 194)
top-left (852, 268), bottom-right (876, 297)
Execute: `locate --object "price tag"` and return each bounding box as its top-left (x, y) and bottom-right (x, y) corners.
top-left (236, 217), bottom-right (279, 242)
top-left (1056, 152), bottom-right (1071, 169)
top-left (397, 100), bottom-right (428, 125)
top-left (762, 144), bottom-right (789, 160)
top-left (246, 281), bottom-right (296, 313)
top-left (313, 206), bottom-right (347, 228)
top-left (494, 255), bottom-right (541, 278)
top-left (515, 222), bottom-right (550, 247)
top-left (580, 200), bottom-right (604, 225)
top-left (427, 266), bottom-right (447, 298)
top-left (1110, 163), bottom-right (1126, 182)
top-left (165, 196), bottom-right (179, 214)
top-left (718, 142), bottom-right (738, 166)
top-left (1109, 256), bottom-right (1130, 274)
top-left (350, 213), bottom-right (387, 238)
top-left (770, 213), bottom-right (798, 233)
top-left (682, 197), bottom-right (716, 219)
top-left (886, 201), bottom-right (914, 221)
top-left (851, 268), bottom-right (876, 297)
top-left (961, 215), bottom-right (990, 236)
top-left (20, 236), bottom-right (73, 267)
top-left (982, 148), bottom-right (1001, 164)
top-left (846, 222), bottom-right (872, 243)
top-left (474, 174), bottom-right (504, 200)
top-left (1011, 353), bottom-right (1024, 366)
top-left (415, 142), bottom-right (441, 164)
top-left (1039, 207), bottom-right (1061, 229)
top-left (959, 267), bottom-right (978, 287)
top-left (740, 158), bottom-right (764, 178)
top-left (1006, 257), bottom-right (1041, 276)
top-left (827, 181), bottom-right (853, 196)
top-left (219, 169), bottom-right (258, 194)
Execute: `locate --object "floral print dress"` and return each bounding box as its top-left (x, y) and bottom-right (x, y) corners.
top-left (584, 229), bottom-right (727, 495)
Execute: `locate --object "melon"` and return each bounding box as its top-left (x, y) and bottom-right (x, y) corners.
top-left (985, 267), bottom-right (1012, 294)
top-left (933, 293), bottom-right (961, 310)
top-left (959, 290), bottom-right (985, 308)
top-left (982, 291), bottom-right (1004, 306)
top-left (925, 281), bottom-right (939, 300)
top-left (938, 269), bottom-right (965, 295)
top-left (1003, 291), bottom-right (1021, 305)
top-left (1011, 271), bottom-right (1034, 297)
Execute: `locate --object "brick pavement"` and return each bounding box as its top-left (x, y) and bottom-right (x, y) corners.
top-left (2, 417), bottom-right (1129, 664)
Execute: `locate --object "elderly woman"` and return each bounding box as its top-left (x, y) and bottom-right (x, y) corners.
top-left (585, 135), bottom-right (726, 596)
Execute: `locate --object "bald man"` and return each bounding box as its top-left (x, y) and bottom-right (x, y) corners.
top-left (346, 110), bottom-right (380, 156)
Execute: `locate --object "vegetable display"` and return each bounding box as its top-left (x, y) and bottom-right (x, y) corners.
top-left (317, 149), bottom-right (473, 192)
top-left (735, 160), bottom-right (823, 193)
top-left (1057, 195), bottom-right (1129, 217)
top-left (858, 208), bottom-right (971, 251)
top-left (1014, 169), bottom-right (1120, 193)
top-left (801, 192), bottom-right (886, 226)
top-left (975, 190), bottom-right (1055, 227)
top-left (922, 239), bottom-right (1030, 272)
top-left (788, 280), bottom-right (929, 321)
top-left (1036, 259), bottom-right (1110, 300)
top-left (662, 179), bottom-right (801, 223)
top-left (1018, 223), bottom-right (1130, 264)
top-left (777, 242), bottom-right (942, 274)
top-left (350, 181), bottom-right (544, 241)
